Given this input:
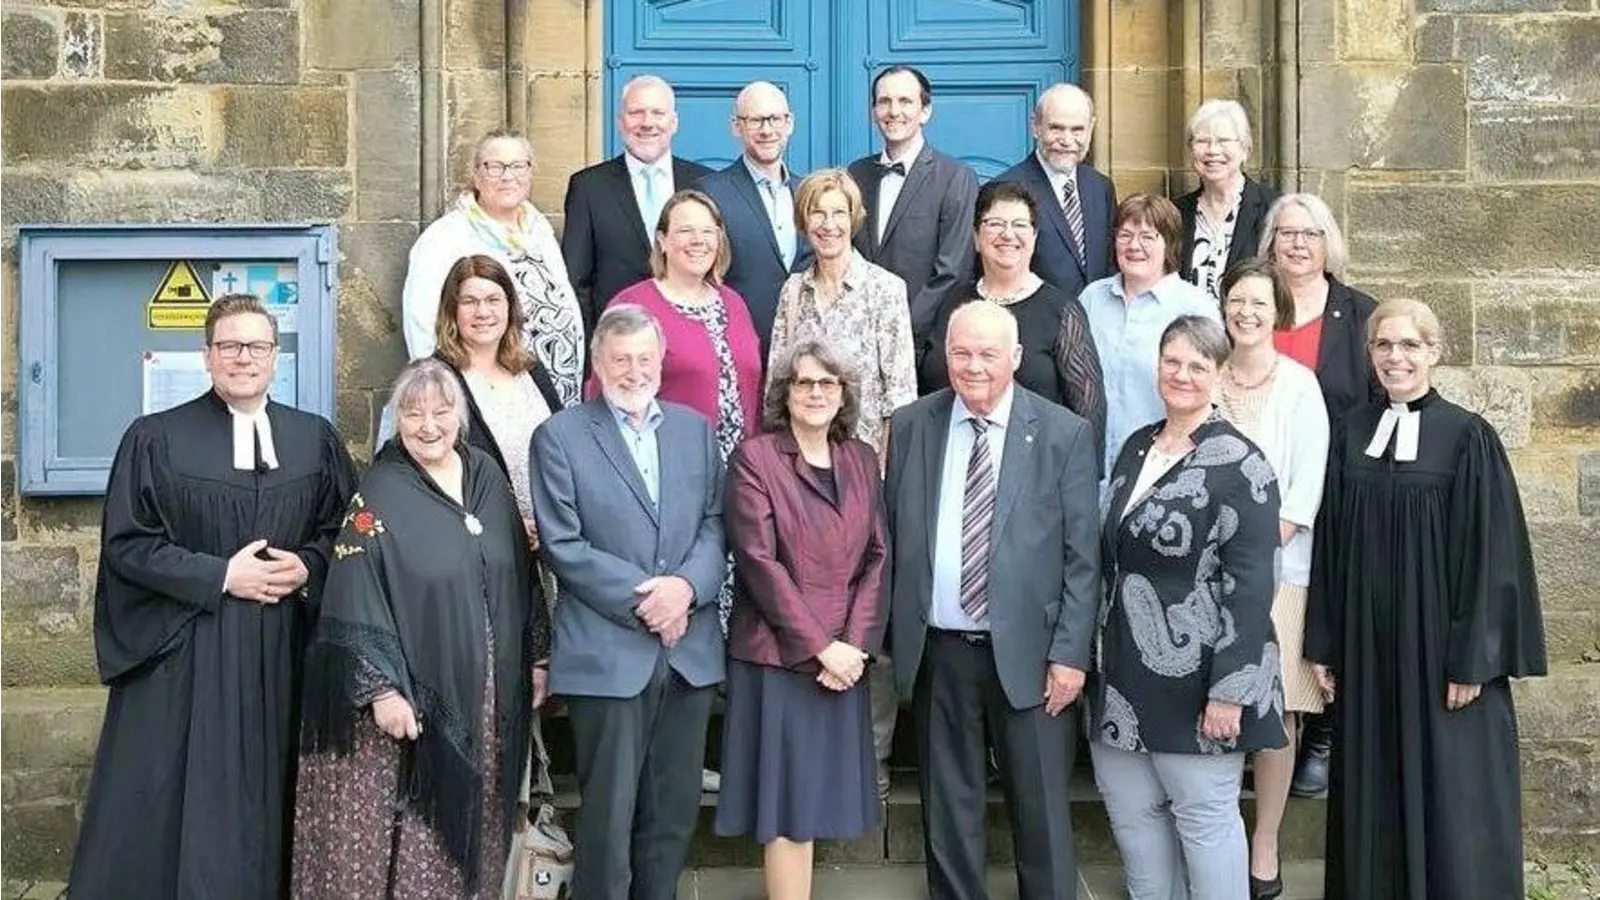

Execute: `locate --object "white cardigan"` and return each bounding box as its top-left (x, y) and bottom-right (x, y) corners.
top-left (1230, 357), bottom-right (1329, 586)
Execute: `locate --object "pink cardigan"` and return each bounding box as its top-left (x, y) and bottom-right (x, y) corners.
top-left (597, 279), bottom-right (764, 441)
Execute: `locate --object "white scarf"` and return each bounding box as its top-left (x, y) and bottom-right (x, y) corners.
top-left (230, 404), bottom-right (280, 472)
top-left (1364, 401), bottom-right (1420, 462)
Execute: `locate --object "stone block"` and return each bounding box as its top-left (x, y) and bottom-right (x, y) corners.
top-left (254, 169), bottom-right (355, 221)
top-left (218, 86), bottom-right (348, 168)
top-left (0, 802), bottom-right (79, 881)
top-left (1476, 280), bottom-right (1600, 368)
top-left (1522, 740), bottom-right (1600, 830)
top-left (1358, 279), bottom-right (1471, 366)
top-left (304, 0), bottom-right (419, 70)
top-left (1, 767), bottom-right (92, 808)
top-left (0, 173), bottom-right (67, 228)
top-left (3, 9), bottom-right (60, 79)
top-left (0, 85), bottom-right (212, 170)
top-left (1296, 0), bottom-right (1336, 64)
top-left (1541, 611), bottom-right (1600, 664)
top-left (1459, 16), bottom-right (1600, 104)
top-left (53, 0), bottom-right (152, 7)
top-left (1105, 68), bottom-right (1176, 169)
top-left (525, 74), bottom-right (589, 211)
top-left (523, 0), bottom-right (588, 73)
top-left (16, 495), bottom-right (102, 540)
top-left (1506, 449), bottom-right (1580, 520)
top-left (1348, 184), bottom-right (1600, 277)
top-left (1432, 365), bottom-right (1533, 449)
top-left (0, 689), bottom-right (107, 772)
top-left (1470, 105), bottom-right (1600, 183)
top-left (1297, 64), bottom-right (1466, 170)
top-left (340, 221), bottom-right (418, 309)
top-left (2, 460), bottom-right (16, 542)
top-left (444, 0), bottom-right (505, 70)
top-left (1, 638), bottom-right (100, 687)
top-left (1516, 669), bottom-right (1600, 740)
top-left (1580, 451), bottom-right (1600, 517)
top-left (1415, 14), bottom-right (1455, 63)
top-left (1529, 520), bottom-right (1600, 611)
top-left (445, 70), bottom-right (509, 192)
top-left (61, 170), bottom-right (260, 223)
top-left (333, 270), bottom-right (405, 392)
top-left (1533, 368), bottom-right (1600, 435)
top-left (1420, 0), bottom-right (1587, 8)
top-left (103, 10), bottom-right (298, 84)
top-left (1109, 168), bottom-right (1171, 200)
top-left (61, 12), bottom-right (100, 79)
top-left (1338, 0), bottom-right (1410, 62)
top-left (0, 546), bottom-right (80, 615)
top-left (335, 390), bottom-right (374, 463)
top-left (1110, 0), bottom-right (1174, 69)
top-left (354, 72), bottom-right (422, 221)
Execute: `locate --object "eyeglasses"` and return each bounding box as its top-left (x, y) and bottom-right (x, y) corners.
top-left (737, 113), bottom-right (791, 130)
top-left (668, 226), bottom-right (720, 242)
top-left (1274, 227), bottom-right (1325, 244)
top-left (1223, 296), bottom-right (1275, 311)
top-left (980, 218), bottom-right (1035, 235)
top-left (806, 209), bottom-right (853, 225)
top-left (1114, 230), bottom-right (1163, 247)
top-left (1190, 136), bottom-right (1241, 150)
top-left (479, 160), bottom-right (532, 178)
top-left (459, 295), bottom-right (508, 310)
top-left (1370, 338), bottom-right (1432, 357)
top-left (789, 376), bottom-right (843, 394)
top-left (210, 340), bottom-right (277, 360)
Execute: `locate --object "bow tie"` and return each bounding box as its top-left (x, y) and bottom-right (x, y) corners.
top-left (879, 160), bottom-right (907, 177)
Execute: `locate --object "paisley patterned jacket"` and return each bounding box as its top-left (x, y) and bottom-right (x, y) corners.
top-left (1090, 414), bottom-right (1286, 755)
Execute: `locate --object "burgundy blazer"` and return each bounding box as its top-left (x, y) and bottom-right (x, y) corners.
top-left (724, 431), bottom-right (890, 672)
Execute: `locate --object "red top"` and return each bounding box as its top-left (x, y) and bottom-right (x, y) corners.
top-left (1275, 315), bottom-right (1324, 370)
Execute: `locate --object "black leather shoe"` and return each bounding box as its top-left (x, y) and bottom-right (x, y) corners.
top-left (1250, 874), bottom-right (1283, 900)
top-left (1290, 710), bottom-right (1333, 798)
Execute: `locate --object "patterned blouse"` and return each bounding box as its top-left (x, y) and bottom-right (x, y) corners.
top-left (462, 370), bottom-right (554, 519)
top-left (1188, 181), bottom-right (1244, 304)
top-left (768, 250), bottom-right (917, 455)
top-left (666, 295), bottom-right (745, 465)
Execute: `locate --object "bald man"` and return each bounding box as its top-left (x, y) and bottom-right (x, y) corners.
top-left (695, 81), bottom-right (812, 359)
top-left (884, 300), bottom-right (1100, 899)
top-left (995, 83), bottom-right (1117, 300)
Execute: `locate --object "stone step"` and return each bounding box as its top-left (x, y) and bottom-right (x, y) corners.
top-left (674, 863), bottom-right (1329, 899)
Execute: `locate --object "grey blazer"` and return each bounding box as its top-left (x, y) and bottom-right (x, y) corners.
top-left (529, 398), bottom-right (727, 699)
top-left (847, 145), bottom-right (979, 345)
top-left (883, 386), bottom-right (1102, 710)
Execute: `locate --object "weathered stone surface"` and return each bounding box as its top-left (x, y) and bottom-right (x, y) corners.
top-left (1517, 670), bottom-right (1600, 740)
top-left (1, 85), bottom-right (212, 170)
top-left (104, 11), bottom-right (298, 84)
top-left (0, 173), bottom-right (67, 228)
top-left (1420, 0), bottom-right (1586, 8)
top-left (333, 269), bottom-right (405, 392)
top-left (1459, 16), bottom-right (1600, 104)
top-left (1470, 105), bottom-right (1600, 183)
top-left (0, 689), bottom-right (106, 772)
top-left (445, 70), bottom-right (509, 196)
top-left (444, 0), bottom-right (505, 70)
top-left (1522, 740), bottom-right (1600, 830)
top-left (1, 767), bottom-right (91, 808)
top-left (304, 0), bottom-right (420, 69)
top-left (1415, 14), bottom-right (1455, 62)
top-left (61, 12), bottom-right (101, 79)
top-left (523, 0), bottom-right (588, 74)
top-left (2, 460), bottom-right (17, 542)
top-left (341, 221), bottom-right (418, 309)
top-left (1200, 1), bottom-right (1261, 68)
top-left (1432, 365), bottom-right (1533, 449)
top-left (61, 170), bottom-right (259, 222)
top-left (1532, 368), bottom-right (1600, 434)
top-left (526, 74), bottom-right (590, 211)
top-left (1348, 185), bottom-right (1600, 277)
top-left (52, 0), bottom-right (152, 7)
top-left (218, 86), bottom-right (348, 168)
top-left (1359, 280), bottom-right (1472, 366)
top-left (335, 390), bottom-right (374, 463)
top-left (1541, 611), bottom-right (1600, 665)
top-left (1298, 64), bottom-right (1466, 170)
top-left (16, 495), bottom-right (102, 540)
top-left (3, 9), bottom-right (60, 79)
top-left (0, 546), bottom-right (79, 614)
top-left (1339, 0), bottom-right (1410, 61)
top-left (1528, 521), bottom-right (1600, 611)
top-left (1, 802), bottom-right (79, 880)
top-left (1477, 280), bottom-right (1600, 368)
top-left (354, 72), bottom-right (422, 221)
top-left (1, 638), bottom-right (100, 687)
top-left (254, 169), bottom-right (355, 221)
top-left (1506, 449), bottom-right (1580, 519)
top-left (1579, 452), bottom-right (1600, 517)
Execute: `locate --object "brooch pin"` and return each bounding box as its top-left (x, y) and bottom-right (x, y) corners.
top-left (464, 513), bottom-right (483, 536)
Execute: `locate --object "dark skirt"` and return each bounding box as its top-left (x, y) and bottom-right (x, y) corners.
top-left (713, 659), bottom-right (879, 844)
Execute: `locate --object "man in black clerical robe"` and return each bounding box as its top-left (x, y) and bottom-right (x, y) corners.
top-left (69, 295), bottom-right (356, 900)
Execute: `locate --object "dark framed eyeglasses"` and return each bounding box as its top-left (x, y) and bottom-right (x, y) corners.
top-left (210, 340), bottom-right (277, 360)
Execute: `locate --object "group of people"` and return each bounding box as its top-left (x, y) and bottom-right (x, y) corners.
top-left (65, 63), bottom-right (1546, 900)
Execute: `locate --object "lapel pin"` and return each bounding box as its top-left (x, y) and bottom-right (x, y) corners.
top-left (1025, 434), bottom-right (1034, 444)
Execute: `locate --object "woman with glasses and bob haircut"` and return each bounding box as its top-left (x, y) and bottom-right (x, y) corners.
top-left (714, 340), bottom-right (890, 900)
top-left (1306, 298), bottom-right (1546, 900)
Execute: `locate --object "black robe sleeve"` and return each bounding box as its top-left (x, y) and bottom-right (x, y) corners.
top-left (94, 419), bottom-right (229, 683)
top-left (293, 422), bottom-right (358, 606)
top-left (1304, 414), bottom-right (1348, 669)
top-left (1445, 417), bottom-right (1548, 683)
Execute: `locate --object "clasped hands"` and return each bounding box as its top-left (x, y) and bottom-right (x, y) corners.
top-left (1312, 664), bottom-right (1482, 711)
top-left (635, 575), bottom-right (693, 647)
top-left (223, 539), bottom-right (308, 604)
top-left (816, 641), bottom-right (869, 692)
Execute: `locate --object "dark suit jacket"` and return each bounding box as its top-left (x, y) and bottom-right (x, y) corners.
top-left (529, 399), bottom-right (727, 699)
top-left (695, 161), bottom-right (813, 356)
top-left (560, 154), bottom-right (713, 334)
top-left (1317, 276), bottom-right (1383, 421)
top-left (993, 155), bottom-right (1116, 300)
top-left (438, 354), bottom-right (564, 483)
top-left (847, 145), bottom-right (979, 344)
top-left (1175, 176), bottom-right (1281, 287)
top-left (883, 386), bottom-right (1101, 710)
top-left (723, 432), bottom-right (889, 671)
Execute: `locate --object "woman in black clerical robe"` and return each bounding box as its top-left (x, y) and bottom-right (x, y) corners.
top-left (292, 358), bottom-right (551, 900)
top-left (1305, 298), bottom-right (1546, 900)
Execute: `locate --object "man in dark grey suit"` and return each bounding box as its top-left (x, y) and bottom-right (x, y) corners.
top-left (695, 80), bottom-right (812, 359)
top-left (847, 65), bottom-right (979, 347)
top-left (994, 83), bottom-right (1117, 301)
top-left (530, 303), bottom-right (727, 900)
top-left (884, 300), bottom-right (1101, 900)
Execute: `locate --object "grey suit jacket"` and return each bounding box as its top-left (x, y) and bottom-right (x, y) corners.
top-left (883, 386), bottom-right (1101, 710)
top-left (847, 145), bottom-right (979, 345)
top-left (530, 398), bottom-right (727, 698)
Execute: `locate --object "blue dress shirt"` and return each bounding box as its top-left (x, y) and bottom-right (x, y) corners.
top-left (607, 396), bottom-right (664, 505)
top-left (928, 387), bottom-right (1015, 632)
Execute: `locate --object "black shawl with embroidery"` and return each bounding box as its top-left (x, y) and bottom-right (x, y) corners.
top-left (299, 440), bottom-right (549, 889)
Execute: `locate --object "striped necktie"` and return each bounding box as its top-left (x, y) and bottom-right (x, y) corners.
top-left (1061, 178), bottom-right (1087, 260)
top-left (958, 417), bottom-right (997, 624)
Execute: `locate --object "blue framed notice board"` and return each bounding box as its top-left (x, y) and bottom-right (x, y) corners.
top-left (16, 224), bottom-right (338, 496)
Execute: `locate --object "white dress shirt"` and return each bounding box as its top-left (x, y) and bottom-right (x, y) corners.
top-left (928, 386), bottom-right (1015, 631)
top-left (876, 134), bottom-right (925, 244)
top-left (625, 152), bottom-right (675, 234)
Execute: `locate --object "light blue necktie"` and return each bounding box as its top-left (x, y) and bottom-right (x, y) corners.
top-left (640, 167), bottom-right (660, 232)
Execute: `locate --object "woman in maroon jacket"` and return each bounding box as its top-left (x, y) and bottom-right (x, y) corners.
top-left (713, 339), bottom-right (890, 900)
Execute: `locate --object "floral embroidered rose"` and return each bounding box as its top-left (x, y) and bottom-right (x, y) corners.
top-left (352, 510), bottom-right (379, 535)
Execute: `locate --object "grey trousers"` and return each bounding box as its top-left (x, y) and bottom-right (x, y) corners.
top-left (870, 654), bottom-right (899, 791)
top-left (1089, 742), bottom-right (1248, 900)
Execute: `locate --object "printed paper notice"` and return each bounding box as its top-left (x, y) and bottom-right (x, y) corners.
top-left (141, 350), bottom-right (298, 415)
top-left (212, 262), bottom-right (300, 334)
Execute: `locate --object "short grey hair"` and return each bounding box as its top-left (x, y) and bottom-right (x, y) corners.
top-left (1258, 193), bottom-right (1349, 277)
top-left (589, 303), bottom-right (667, 363)
top-left (389, 358), bottom-right (469, 437)
top-left (620, 74), bottom-right (675, 110)
top-left (1186, 99), bottom-right (1253, 160)
top-left (948, 299), bottom-right (1020, 347)
top-left (1159, 315), bottom-right (1231, 369)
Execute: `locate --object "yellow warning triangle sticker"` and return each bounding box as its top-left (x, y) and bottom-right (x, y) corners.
top-left (149, 260), bottom-right (210, 305)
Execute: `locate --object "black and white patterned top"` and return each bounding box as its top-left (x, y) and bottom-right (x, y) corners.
top-left (667, 295), bottom-right (746, 465)
top-left (1189, 182), bottom-right (1244, 305)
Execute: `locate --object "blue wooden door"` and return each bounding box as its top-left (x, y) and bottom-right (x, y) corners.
top-left (605, 0), bottom-right (1077, 179)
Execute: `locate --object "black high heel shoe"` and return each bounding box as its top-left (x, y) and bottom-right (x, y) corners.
top-left (1250, 873), bottom-right (1284, 900)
